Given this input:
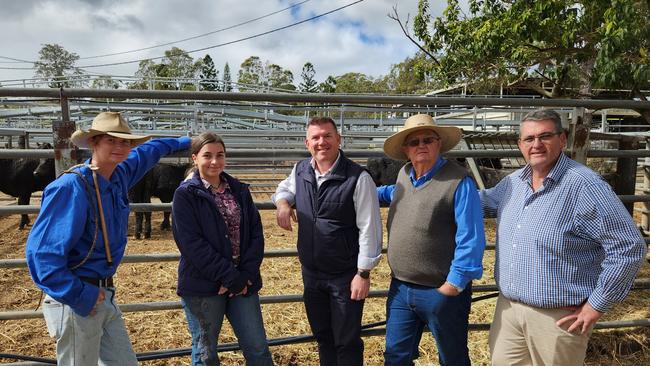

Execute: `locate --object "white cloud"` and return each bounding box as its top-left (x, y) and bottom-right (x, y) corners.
top-left (0, 0), bottom-right (450, 85)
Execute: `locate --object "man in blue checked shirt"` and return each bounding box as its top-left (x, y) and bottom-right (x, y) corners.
top-left (377, 114), bottom-right (486, 366)
top-left (481, 108), bottom-right (647, 365)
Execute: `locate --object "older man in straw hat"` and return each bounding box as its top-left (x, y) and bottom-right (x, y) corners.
top-left (26, 111), bottom-right (191, 366)
top-left (376, 114), bottom-right (485, 366)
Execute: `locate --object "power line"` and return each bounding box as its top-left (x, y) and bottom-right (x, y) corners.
top-left (0, 0), bottom-right (311, 66)
top-left (77, 0), bottom-right (365, 69)
top-left (79, 0), bottom-right (312, 60)
top-left (0, 0), bottom-right (363, 71)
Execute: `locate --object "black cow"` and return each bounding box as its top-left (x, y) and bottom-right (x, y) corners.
top-left (0, 143), bottom-right (55, 229)
top-left (129, 163), bottom-right (190, 239)
top-left (366, 157), bottom-right (405, 186)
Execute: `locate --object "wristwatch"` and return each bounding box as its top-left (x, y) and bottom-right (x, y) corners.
top-left (357, 269), bottom-right (370, 279)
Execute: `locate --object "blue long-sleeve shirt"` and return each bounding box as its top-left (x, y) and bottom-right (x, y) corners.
top-left (26, 136), bottom-right (191, 316)
top-left (377, 157), bottom-right (485, 290)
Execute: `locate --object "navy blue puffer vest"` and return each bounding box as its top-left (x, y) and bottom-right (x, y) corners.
top-left (295, 151), bottom-right (363, 275)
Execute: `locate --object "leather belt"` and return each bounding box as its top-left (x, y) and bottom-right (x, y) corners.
top-left (80, 276), bottom-right (114, 288)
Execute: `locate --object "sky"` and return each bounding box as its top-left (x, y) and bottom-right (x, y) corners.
top-left (0, 0), bottom-right (451, 86)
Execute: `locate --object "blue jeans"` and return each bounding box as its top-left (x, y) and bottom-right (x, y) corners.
top-left (181, 294), bottom-right (273, 366)
top-left (384, 278), bottom-right (471, 366)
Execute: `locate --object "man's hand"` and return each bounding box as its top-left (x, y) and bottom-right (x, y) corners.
top-left (90, 288), bottom-right (105, 316)
top-left (437, 281), bottom-right (461, 297)
top-left (350, 274), bottom-right (370, 300)
top-left (276, 199), bottom-right (297, 231)
top-left (556, 302), bottom-right (603, 335)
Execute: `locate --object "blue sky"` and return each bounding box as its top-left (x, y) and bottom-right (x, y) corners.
top-left (0, 0), bottom-right (450, 84)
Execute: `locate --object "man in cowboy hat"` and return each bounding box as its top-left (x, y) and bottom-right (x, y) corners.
top-left (273, 116), bottom-right (382, 365)
top-left (26, 111), bottom-right (191, 366)
top-left (481, 109), bottom-right (646, 365)
top-left (377, 114), bottom-right (485, 366)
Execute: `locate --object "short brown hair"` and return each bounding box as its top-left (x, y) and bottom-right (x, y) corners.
top-left (191, 132), bottom-right (226, 156)
top-left (307, 116), bottom-right (338, 133)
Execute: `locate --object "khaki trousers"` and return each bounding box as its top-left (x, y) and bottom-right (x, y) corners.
top-left (488, 295), bottom-right (591, 366)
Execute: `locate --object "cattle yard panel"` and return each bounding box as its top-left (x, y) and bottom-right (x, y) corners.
top-left (1, 89), bottom-right (650, 362)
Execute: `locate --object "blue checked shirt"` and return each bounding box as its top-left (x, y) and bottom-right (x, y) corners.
top-left (481, 153), bottom-right (647, 312)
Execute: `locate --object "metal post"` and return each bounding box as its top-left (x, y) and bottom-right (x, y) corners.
top-left (567, 107), bottom-right (591, 164)
top-left (641, 138), bottom-right (650, 234)
top-left (615, 138), bottom-right (639, 215)
top-left (53, 89), bottom-right (78, 176)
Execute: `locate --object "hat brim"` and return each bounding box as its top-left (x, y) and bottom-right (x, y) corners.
top-left (383, 125), bottom-right (462, 160)
top-left (71, 129), bottom-right (151, 148)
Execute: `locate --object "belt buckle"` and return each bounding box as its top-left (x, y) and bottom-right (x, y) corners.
top-left (99, 278), bottom-right (108, 287)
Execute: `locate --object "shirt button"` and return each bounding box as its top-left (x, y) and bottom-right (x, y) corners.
top-left (516, 224), bottom-right (521, 229)
top-left (512, 244), bottom-right (517, 248)
top-left (524, 206), bottom-right (528, 210)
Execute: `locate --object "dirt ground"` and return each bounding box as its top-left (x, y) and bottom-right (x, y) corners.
top-left (0, 196), bottom-right (649, 365)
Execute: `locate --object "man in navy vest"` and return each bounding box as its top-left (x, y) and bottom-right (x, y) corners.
top-left (273, 116), bottom-right (382, 365)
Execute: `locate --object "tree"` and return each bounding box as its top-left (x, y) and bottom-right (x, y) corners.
top-left (222, 63), bottom-right (233, 92)
top-left (33, 44), bottom-right (84, 88)
top-left (237, 56), bottom-right (296, 91)
top-left (267, 64), bottom-right (296, 91)
top-left (334, 72), bottom-right (383, 93)
top-left (130, 47), bottom-right (199, 90)
top-left (383, 52), bottom-right (436, 94)
top-left (400, 0), bottom-right (650, 120)
top-left (91, 75), bottom-right (120, 89)
top-left (299, 62), bottom-right (318, 92)
top-left (200, 54), bottom-right (220, 91)
top-left (318, 76), bottom-right (337, 93)
top-left (238, 56), bottom-right (265, 89)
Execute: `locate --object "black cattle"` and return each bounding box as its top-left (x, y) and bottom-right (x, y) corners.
top-left (129, 163), bottom-right (190, 239)
top-left (0, 143), bottom-right (55, 229)
top-left (366, 157), bottom-right (405, 186)
top-left (366, 156), bottom-right (508, 188)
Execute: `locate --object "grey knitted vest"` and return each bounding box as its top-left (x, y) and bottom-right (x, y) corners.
top-left (386, 160), bottom-right (468, 287)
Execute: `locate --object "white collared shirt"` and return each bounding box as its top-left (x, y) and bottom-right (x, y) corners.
top-left (272, 153), bottom-right (382, 270)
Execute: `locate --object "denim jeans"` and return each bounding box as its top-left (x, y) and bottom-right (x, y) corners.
top-left (42, 290), bottom-right (138, 366)
top-left (384, 278), bottom-right (472, 366)
top-left (181, 293), bottom-right (273, 366)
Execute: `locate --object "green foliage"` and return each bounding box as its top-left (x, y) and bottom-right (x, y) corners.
top-left (91, 75), bottom-right (120, 89)
top-left (131, 47), bottom-right (199, 90)
top-left (200, 54), bottom-right (220, 91)
top-left (299, 62), bottom-right (318, 92)
top-left (33, 44), bottom-right (84, 88)
top-left (412, 0), bottom-right (650, 100)
top-left (383, 52), bottom-right (437, 94)
top-left (237, 56), bottom-right (295, 91)
top-left (222, 63), bottom-right (233, 92)
top-left (318, 76), bottom-right (337, 93)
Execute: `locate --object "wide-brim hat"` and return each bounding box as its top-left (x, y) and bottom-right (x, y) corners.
top-left (383, 114), bottom-right (462, 160)
top-left (71, 112), bottom-right (150, 148)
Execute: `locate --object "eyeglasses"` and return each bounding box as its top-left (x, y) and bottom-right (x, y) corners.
top-left (403, 136), bottom-right (439, 147)
top-left (519, 132), bottom-right (561, 146)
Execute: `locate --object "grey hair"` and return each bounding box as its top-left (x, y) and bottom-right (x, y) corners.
top-left (520, 109), bottom-right (564, 134)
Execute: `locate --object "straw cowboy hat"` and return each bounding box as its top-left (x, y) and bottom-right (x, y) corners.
top-left (71, 112), bottom-right (150, 148)
top-left (383, 114), bottom-right (462, 160)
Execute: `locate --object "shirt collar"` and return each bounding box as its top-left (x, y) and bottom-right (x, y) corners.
top-left (409, 157), bottom-right (446, 184)
top-left (310, 151), bottom-right (341, 177)
top-left (201, 175), bottom-right (230, 193)
top-left (518, 152), bottom-right (569, 184)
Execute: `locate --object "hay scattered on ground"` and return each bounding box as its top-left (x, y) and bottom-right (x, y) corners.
top-left (0, 196), bottom-right (648, 365)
